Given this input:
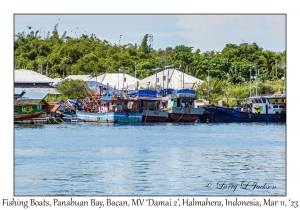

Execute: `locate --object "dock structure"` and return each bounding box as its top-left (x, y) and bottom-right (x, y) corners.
top-left (14, 118), bottom-right (48, 124)
top-left (14, 117), bottom-right (65, 125)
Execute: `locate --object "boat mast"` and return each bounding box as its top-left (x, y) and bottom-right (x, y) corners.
top-left (249, 66), bottom-right (252, 97)
top-left (255, 65), bottom-right (261, 96)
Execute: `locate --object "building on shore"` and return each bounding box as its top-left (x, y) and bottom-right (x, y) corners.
top-left (94, 73), bottom-right (140, 91)
top-left (138, 69), bottom-right (203, 90)
top-left (14, 69), bottom-right (61, 97)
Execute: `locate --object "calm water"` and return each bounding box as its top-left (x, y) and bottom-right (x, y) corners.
top-left (14, 122), bottom-right (286, 196)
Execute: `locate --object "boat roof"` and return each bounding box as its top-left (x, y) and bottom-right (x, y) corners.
top-left (248, 93), bottom-right (286, 100)
top-left (99, 97), bottom-right (138, 102)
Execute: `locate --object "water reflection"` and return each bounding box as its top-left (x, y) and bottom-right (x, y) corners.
top-left (14, 123), bottom-right (286, 195)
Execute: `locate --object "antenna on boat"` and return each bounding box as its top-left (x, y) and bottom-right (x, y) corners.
top-left (255, 65), bottom-right (261, 96)
top-left (248, 65), bottom-right (253, 98)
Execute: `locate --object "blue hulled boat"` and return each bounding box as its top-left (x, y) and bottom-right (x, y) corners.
top-left (207, 93), bottom-right (286, 122)
top-left (74, 93), bottom-right (142, 123)
top-left (74, 111), bottom-right (113, 122)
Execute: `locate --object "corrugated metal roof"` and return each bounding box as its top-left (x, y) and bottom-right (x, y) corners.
top-left (14, 99), bottom-right (47, 106)
top-left (14, 69), bottom-right (56, 83)
top-left (23, 88), bottom-right (61, 95)
top-left (95, 73), bottom-right (139, 90)
top-left (21, 91), bottom-right (48, 99)
top-left (64, 75), bottom-right (93, 81)
top-left (60, 71), bottom-right (201, 91)
top-left (139, 69), bottom-right (203, 90)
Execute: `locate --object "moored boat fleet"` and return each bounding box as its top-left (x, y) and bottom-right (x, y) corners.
top-left (14, 88), bottom-right (286, 124)
top-left (61, 88), bottom-right (206, 123)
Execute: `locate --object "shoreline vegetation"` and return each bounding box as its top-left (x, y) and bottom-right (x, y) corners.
top-left (14, 24), bottom-right (286, 106)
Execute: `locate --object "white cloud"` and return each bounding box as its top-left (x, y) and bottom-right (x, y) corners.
top-left (175, 15), bottom-right (285, 52)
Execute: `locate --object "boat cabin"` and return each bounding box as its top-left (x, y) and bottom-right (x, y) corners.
top-left (168, 89), bottom-right (197, 109)
top-left (249, 94), bottom-right (286, 114)
top-left (128, 89), bottom-right (162, 111)
top-left (99, 93), bottom-right (139, 113)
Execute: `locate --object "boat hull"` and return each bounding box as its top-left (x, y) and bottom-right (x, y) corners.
top-left (76, 111), bottom-right (114, 122)
top-left (167, 113), bottom-right (200, 122)
top-left (114, 112), bottom-right (142, 123)
top-left (207, 106), bottom-right (286, 122)
top-left (62, 117), bottom-right (78, 123)
top-left (165, 107), bottom-right (204, 122)
top-left (76, 111), bottom-right (142, 123)
top-left (142, 110), bottom-right (168, 122)
top-left (14, 112), bottom-right (43, 119)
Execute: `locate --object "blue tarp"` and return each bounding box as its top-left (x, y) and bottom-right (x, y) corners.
top-left (173, 89), bottom-right (195, 94)
top-left (128, 89), bottom-right (157, 98)
top-left (138, 90), bottom-right (156, 98)
top-left (171, 89), bottom-right (196, 98)
top-left (156, 88), bottom-right (174, 97)
top-left (127, 90), bottom-right (139, 95)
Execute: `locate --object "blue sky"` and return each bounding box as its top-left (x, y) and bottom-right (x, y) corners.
top-left (14, 14), bottom-right (286, 53)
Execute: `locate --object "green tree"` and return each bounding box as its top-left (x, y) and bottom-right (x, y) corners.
top-left (140, 34), bottom-right (149, 54)
top-left (56, 79), bottom-right (89, 99)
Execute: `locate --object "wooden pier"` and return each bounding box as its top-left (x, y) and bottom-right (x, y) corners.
top-left (14, 117), bottom-right (64, 125)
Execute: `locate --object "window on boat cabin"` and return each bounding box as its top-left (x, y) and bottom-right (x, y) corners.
top-left (273, 105), bottom-right (278, 108)
top-left (163, 76), bottom-right (166, 81)
top-left (253, 99), bottom-right (262, 103)
top-left (156, 78), bottom-right (159, 83)
top-left (262, 98), bottom-right (266, 103)
top-left (279, 105), bottom-right (284, 108)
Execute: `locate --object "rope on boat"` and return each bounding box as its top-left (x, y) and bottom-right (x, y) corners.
top-left (53, 117), bottom-right (58, 124)
top-left (144, 110), bottom-right (149, 123)
top-left (175, 113), bottom-right (184, 122)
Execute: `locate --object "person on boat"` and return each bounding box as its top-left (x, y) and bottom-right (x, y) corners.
top-left (131, 103), bottom-right (136, 112)
top-left (280, 102), bottom-right (286, 114)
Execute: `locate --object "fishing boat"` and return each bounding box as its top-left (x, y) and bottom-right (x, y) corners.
top-left (163, 89), bottom-right (205, 122)
top-left (75, 111), bottom-right (114, 122)
top-left (206, 93), bottom-right (286, 122)
top-left (99, 93), bottom-right (142, 123)
top-left (128, 89), bottom-right (169, 122)
top-left (61, 114), bottom-right (78, 123)
top-left (72, 93), bottom-right (142, 123)
top-left (14, 111), bottom-right (44, 119)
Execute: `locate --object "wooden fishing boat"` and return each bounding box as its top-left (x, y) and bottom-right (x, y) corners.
top-left (164, 89), bottom-right (205, 122)
top-left (98, 94), bottom-right (142, 123)
top-left (75, 111), bottom-right (114, 122)
top-left (14, 111), bottom-right (43, 119)
top-left (61, 115), bottom-right (78, 123)
top-left (128, 89), bottom-right (169, 122)
top-left (72, 93), bottom-right (142, 123)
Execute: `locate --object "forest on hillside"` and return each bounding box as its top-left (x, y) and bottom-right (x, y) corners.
top-left (14, 24), bottom-right (286, 105)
